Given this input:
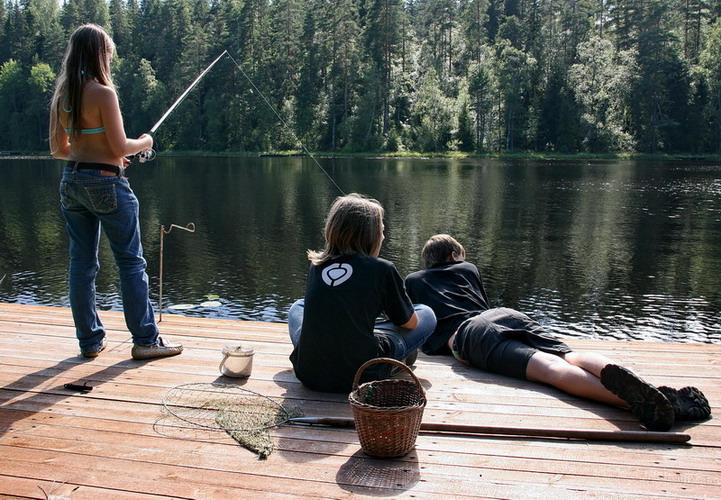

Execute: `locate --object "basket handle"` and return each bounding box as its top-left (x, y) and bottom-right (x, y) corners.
top-left (352, 357), bottom-right (424, 394)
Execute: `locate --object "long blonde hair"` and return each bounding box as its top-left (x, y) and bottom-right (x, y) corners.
top-left (50, 24), bottom-right (115, 139)
top-left (308, 193), bottom-right (385, 266)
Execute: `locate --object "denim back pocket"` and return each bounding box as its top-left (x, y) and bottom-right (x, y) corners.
top-left (59, 181), bottom-right (74, 209)
top-left (84, 184), bottom-right (118, 214)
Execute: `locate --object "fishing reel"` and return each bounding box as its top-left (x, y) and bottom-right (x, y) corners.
top-left (138, 148), bottom-right (156, 163)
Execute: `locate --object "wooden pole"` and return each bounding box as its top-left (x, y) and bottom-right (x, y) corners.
top-left (158, 225), bottom-right (165, 322)
top-left (287, 417), bottom-right (691, 444)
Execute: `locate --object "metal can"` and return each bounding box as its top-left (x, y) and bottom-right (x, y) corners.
top-left (219, 344), bottom-right (255, 378)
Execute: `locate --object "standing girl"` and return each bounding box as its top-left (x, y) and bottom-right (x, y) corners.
top-left (288, 193), bottom-right (436, 393)
top-left (50, 24), bottom-right (182, 360)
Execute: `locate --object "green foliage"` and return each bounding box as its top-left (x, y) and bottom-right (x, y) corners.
top-left (410, 69), bottom-right (454, 152)
top-left (569, 36), bottom-right (636, 152)
top-left (26, 62), bottom-right (56, 149)
top-left (701, 18), bottom-right (721, 151)
top-left (0, 59), bottom-right (25, 149)
top-left (468, 53), bottom-right (494, 153)
top-left (0, 0), bottom-right (720, 154)
top-left (456, 81), bottom-right (475, 152)
top-left (495, 38), bottom-right (535, 151)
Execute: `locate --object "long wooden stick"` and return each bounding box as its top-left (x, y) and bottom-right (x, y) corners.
top-left (287, 417), bottom-right (691, 444)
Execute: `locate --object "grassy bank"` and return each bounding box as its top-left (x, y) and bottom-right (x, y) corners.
top-left (3, 150), bottom-right (721, 161)
top-left (148, 149), bottom-right (721, 161)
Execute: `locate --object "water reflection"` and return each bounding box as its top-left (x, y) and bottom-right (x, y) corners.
top-left (0, 157), bottom-right (719, 343)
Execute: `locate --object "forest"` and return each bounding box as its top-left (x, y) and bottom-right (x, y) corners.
top-left (1, 0), bottom-right (721, 155)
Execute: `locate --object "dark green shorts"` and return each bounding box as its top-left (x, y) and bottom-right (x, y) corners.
top-left (452, 307), bottom-right (572, 380)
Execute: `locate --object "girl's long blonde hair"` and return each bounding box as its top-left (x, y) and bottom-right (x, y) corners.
top-left (50, 24), bottom-right (115, 140)
top-left (308, 193), bottom-right (385, 266)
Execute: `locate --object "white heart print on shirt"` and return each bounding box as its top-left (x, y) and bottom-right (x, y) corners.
top-left (322, 263), bottom-right (353, 287)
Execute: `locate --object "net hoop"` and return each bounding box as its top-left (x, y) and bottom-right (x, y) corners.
top-left (161, 382), bottom-right (290, 432)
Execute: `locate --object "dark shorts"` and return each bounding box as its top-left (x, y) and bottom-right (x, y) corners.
top-left (451, 307), bottom-right (572, 380)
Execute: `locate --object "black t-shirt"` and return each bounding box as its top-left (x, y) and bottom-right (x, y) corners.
top-left (290, 254), bottom-right (415, 393)
top-left (405, 260), bottom-right (490, 354)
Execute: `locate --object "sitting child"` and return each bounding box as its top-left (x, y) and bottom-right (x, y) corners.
top-left (287, 194), bottom-right (436, 393)
top-left (405, 234), bottom-right (711, 431)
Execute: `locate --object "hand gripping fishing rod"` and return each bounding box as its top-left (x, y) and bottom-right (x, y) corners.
top-left (136, 50), bottom-right (229, 162)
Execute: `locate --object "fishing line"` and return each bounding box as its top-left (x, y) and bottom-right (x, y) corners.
top-left (134, 49), bottom-right (345, 195)
top-left (225, 52), bottom-right (345, 195)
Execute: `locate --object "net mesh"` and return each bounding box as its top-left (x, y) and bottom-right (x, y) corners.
top-left (161, 383), bottom-right (301, 458)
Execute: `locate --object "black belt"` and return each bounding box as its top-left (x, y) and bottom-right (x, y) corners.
top-left (67, 161), bottom-right (122, 176)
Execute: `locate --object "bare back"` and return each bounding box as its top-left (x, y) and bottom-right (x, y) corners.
top-left (51, 80), bottom-right (151, 169)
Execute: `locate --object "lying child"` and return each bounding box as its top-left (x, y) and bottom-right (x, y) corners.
top-left (405, 234), bottom-right (711, 431)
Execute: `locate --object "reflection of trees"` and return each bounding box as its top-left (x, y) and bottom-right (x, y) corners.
top-left (0, 160), bottom-right (69, 301)
top-left (1, 158), bottom-right (719, 333)
top-left (562, 162), bottom-right (635, 321)
top-left (626, 164), bottom-right (721, 302)
top-left (131, 156), bottom-right (335, 319)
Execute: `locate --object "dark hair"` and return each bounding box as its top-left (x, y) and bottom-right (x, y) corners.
top-left (51, 24), bottom-right (115, 138)
top-left (308, 193), bottom-right (385, 266)
top-left (421, 234), bottom-right (465, 268)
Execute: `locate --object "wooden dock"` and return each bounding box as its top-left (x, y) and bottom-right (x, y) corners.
top-left (1, 303), bottom-right (719, 499)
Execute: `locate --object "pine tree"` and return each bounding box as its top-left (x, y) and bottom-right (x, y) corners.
top-left (495, 38), bottom-right (535, 151)
top-left (468, 54), bottom-right (493, 153)
top-left (456, 92), bottom-right (475, 152)
top-left (458, 0), bottom-right (489, 65)
top-left (701, 17), bottom-right (721, 151)
top-left (109, 0), bottom-right (130, 48)
top-left (4, 2), bottom-right (32, 66)
top-left (363, 0), bottom-right (403, 135)
top-left (295, 7), bottom-right (322, 148)
top-left (322, 0), bottom-right (363, 150)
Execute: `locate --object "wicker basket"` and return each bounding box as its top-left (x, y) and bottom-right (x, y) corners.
top-left (348, 357), bottom-right (426, 457)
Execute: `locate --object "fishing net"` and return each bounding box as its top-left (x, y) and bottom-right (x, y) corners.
top-left (161, 383), bottom-right (302, 458)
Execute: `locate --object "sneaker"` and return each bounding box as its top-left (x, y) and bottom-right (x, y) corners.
top-left (600, 364), bottom-right (675, 432)
top-left (658, 386), bottom-right (712, 421)
top-left (404, 349), bottom-right (418, 367)
top-left (390, 350), bottom-right (418, 375)
top-left (131, 336), bottom-right (183, 360)
top-left (81, 338), bottom-right (107, 359)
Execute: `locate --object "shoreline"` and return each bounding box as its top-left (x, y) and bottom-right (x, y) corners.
top-left (3, 151), bottom-right (721, 161)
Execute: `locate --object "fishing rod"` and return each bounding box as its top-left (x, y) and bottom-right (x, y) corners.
top-left (133, 48), bottom-right (345, 196)
top-left (137, 50), bottom-right (229, 162)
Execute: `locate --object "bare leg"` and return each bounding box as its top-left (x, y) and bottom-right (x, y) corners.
top-left (526, 352), bottom-right (627, 407)
top-left (562, 351), bottom-right (617, 378)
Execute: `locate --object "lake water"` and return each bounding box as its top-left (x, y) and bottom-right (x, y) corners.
top-left (1, 156), bottom-right (719, 344)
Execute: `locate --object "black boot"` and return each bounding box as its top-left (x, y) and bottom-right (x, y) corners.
top-left (600, 364), bottom-right (675, 432)
top-left (658, 386), bottom-right (712, 421)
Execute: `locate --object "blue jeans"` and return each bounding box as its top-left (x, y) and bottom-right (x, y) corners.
top-left (60, 166), bottom-right (159, 351)
top-left (287, 299), bottom-right (436, 361)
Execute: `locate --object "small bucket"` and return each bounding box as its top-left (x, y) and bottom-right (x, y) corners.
top-left (219, 345), bottom-right (255, 378)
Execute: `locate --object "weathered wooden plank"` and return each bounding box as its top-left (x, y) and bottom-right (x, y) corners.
top-left (3, 420), bottom-right (719, 497)
top-left (4, 405), bottom-right (719, 477)
top-left (0, 476), bottom-right (165, 500)
top-left (3, 402), bottom-right (717, 461)
top-left (0, 303), bottom-right (719, 500)
top-left (1, 357), bottom-right (716, 423)
top-left (2, 430), bottom-right (717, 499)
